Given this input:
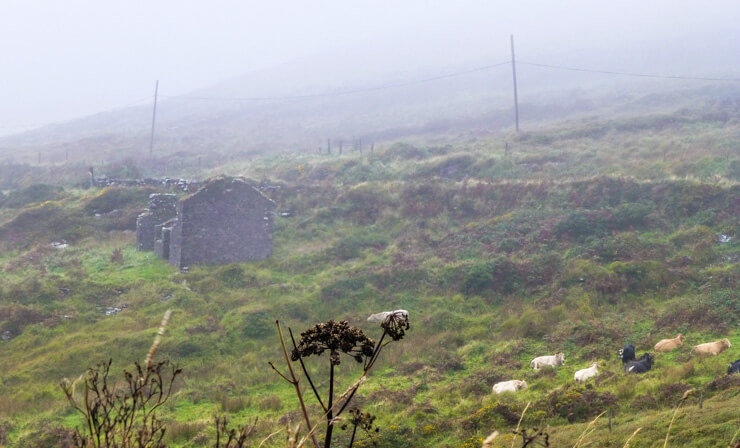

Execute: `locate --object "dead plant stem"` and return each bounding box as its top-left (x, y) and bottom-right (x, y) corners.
top-left (276, 320), bottom-right (321, 448)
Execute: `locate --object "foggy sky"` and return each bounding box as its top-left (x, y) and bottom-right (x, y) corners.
top-left (1, 0), bottom-right (739, 135)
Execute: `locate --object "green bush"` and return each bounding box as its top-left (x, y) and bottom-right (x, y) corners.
top-left (335, 183), bottom-right (394, 225)
top-left (240, 310), bottom-right (274, 339)
top-left (331, 231), bottom-right (389, 261)
top-left (83, 186), bottom-right (155, 214)
top-left (554, 211), bottom-right (607, 240)
top-left (461, 401), bottom-right (523, 432)
top-left (462, 257), bottom-right (520, 296)
top-left (320, 276), bottom-right (372, 301)
top-left (610, 202), bottom-right (652, 229)
top-left (462, 262), bottom-right (493, 295)
top-left (215, 264), bottom-right (250, 289)
top-left (538, 386), bottom-right (617, 422)
top-left (1, 184), bottom-right (66, 208)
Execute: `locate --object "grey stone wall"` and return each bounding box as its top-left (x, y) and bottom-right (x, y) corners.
top-left (153, 219), bottom-right (175, 260)
top-left (136, 194), bottom-right (177, 251)
top-left (169, 178), bottom-right (275, 268)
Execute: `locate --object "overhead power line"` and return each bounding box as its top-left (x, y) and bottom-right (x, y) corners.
top-left (159, 61), bottom-right (513, 102)
top-left (159, 59), bottom-right (739, 104)
top-left (0, 95), bottom-right (155, 131)
top-left (518, 61), bottom-right (740, 82)
top-left (5, 55), bottom-right (739, 133)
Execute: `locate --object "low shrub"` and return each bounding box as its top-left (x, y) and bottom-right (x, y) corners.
top-left (630, 393), bottom-right (659, 410)
top-left (335, 183), bottom-right (394, 225)
top-left (1, 184), bottom-right (66, 208)
top-left (331, 231), bottom-right (389, 261)
top-left (167, 420), bottom-right (207, 442)
top-left (554, 210), bottom-right (608, 240)
top-left (258, 395), bottom-right (282, 411)
top-left (220, 395), bottom-right (251, 413)
top-left (656, 297), bottom-right (729, 332)
top-left (537, 386), bottom-right (617, 422)
top-left (83, 186), bottom-right (154, 215)
top-left (654, 382), bottom-right (692, 406)
top-left (705, 374), bottom-right (740, 392)
top-left (462, 257), bottom-right (520, 295)
top-left (14, 425), bottom-right (74, 448)
top-left (239, 310), bottom-right (274, 339)
top-left (609, 202), bottom-right (653, 229)
top-left (460, 401), bottom-right (524, 432)
top-left (215, 264), bottom-right (250, 289)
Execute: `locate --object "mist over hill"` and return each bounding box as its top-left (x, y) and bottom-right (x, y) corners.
top-left (2, 50), bottom-right (739, 171)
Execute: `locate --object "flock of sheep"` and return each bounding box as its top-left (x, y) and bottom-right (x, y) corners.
top-left (492, 334), bottom-right (737, 394)
top-left (364, 311), bottom-right (738, 396)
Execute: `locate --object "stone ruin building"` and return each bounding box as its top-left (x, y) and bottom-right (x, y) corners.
top-left (136, 194), bottom-right (178, 252)
top-left (136, 177), bottom-right (276, 268)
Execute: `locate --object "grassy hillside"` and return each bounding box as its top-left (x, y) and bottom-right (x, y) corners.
top-left (0, 101), bottom-right (738, 447)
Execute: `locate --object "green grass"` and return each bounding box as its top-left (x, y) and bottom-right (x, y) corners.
top-left (0, 98), bottom-right (739, 447)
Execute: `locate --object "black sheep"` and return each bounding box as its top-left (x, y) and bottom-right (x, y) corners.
top-left (728, 359), bottom-right (740, 375)
top-left (625, 353), bottom-right (653, 374)
top-left (618, 344), bottom-right (636, 364)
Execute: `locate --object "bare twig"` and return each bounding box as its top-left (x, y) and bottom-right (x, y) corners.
top-left (622, 427), bottom-right (642, 448)
top-left (573, 411), bottom-right (606, 448)
top-left (257, 428), bottom-right (282, 448)
top-left (482, 430), bottom-right (500, 448)
top-left (510, 401), bottom-right (532, 448)
top-left (145, 309), bottom-right (172, 369)
top-left (728, 427), bottom-right (740, 448)
top-left (290, 327), bottom-right (327, 412)
top-left (276, 320), bottom-right (321, 448)
top-left (268, 362), bottom-right (294, 383)
top-left (663, 402), bottom-right (683, 448)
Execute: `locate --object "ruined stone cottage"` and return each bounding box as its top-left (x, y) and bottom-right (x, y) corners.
top-left (136, 177), bottom-right (276, 268)
top-left (136, 194), bottom-right (178, 251)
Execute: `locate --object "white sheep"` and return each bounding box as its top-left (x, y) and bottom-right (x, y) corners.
top-left (574, 363), bottom-right (598, 382)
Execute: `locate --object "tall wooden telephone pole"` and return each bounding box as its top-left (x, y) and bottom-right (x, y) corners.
top-left (510, 35), bottom-right (520, 133)
top-left (149, 80), bottom-right (159, 157)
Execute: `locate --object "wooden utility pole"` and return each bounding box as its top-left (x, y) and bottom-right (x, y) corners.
top-left (510, 35), bottom-right (520, 133)
top-left (149, 80), bottom-right (159, 157)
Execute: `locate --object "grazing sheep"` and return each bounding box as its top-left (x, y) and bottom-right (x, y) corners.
top-left (654, 334), bottom-right (684, 352)
top-left (574, 363), bottom-right (599, 382)
top-left (693, 338), bottom-right (731, 356)
top-left (618, 344), bottom-right (636, 364)
top-left (530, 353), bottom-right (565, 370)
top-left (492, 379), bottom-right (528, 394)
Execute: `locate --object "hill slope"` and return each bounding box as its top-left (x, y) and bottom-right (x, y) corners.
top-left (0, 95), bottom-right (739, 447)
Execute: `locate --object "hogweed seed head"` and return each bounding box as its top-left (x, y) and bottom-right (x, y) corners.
top-left (291, 320), bottom-right (375, 366)
top-left (381, 311), bottom-right (410, 341)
